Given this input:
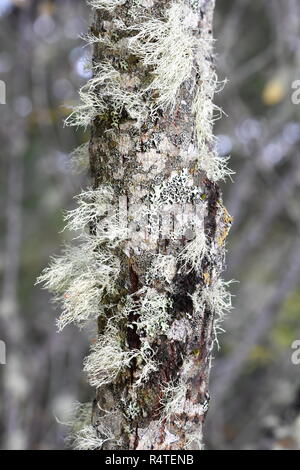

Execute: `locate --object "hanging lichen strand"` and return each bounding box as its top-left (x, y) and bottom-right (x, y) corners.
top-left (38, 0), bottom-right (233, 450)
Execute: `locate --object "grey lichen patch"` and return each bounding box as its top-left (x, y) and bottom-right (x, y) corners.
top-left (146, 254), bottom-right (177, 287)
top-left (121, 397), bottom-right (140, 421)
top-left (122, 287), bottom-right (171, 339)
top-left (166, 318), bottom-right (191, 342)
top-left (136, 149), bottom-right (167, 175)
top-left (189, 0), bottom-right (201, 10)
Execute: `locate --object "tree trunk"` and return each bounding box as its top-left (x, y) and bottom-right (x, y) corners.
top-left (84, 0), bottom-right (232, 450)
top-left (40, 0), bottom-right (232, 451)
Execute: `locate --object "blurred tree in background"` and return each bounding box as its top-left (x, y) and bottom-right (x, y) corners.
top-left (0, 0), bottom-right (91, 449)
top-left (207, 0), bottom-right (300, 450)
top-left (0, 0), bottom-right (300, 450)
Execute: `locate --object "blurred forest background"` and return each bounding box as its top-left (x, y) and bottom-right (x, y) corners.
top-left (0, 0), bottom-right (300, 450)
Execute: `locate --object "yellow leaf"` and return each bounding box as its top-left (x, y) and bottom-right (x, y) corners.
top-left (262, 78), bottom-right (285, 106)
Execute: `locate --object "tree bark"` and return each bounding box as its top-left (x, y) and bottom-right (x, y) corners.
top-left (79, 0), bottom-right (231, 450)
top-left (85, 0), bottom-right (231, 450)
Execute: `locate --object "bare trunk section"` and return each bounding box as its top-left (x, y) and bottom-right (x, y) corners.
top-left (87, 0), bottom-right (230, 450)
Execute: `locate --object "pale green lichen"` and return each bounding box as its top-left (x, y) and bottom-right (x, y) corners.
top-left (63, 402), bottom-right (103, 450)
top-left (192, 66), bottom-right (232, 181)
top-left (191, 277), bottom-right (234, 347)
top-left (83, 322), bottom-right (157, 389)
top-left (83, 326), bottom-right (140, 388)
top-left (87, 0), bottom-right (127, 11)
top-left (146, 255), bottom-right (177, 286)
top-left (121, 398), bottom-right (140, 421)
top-left (128, 3), bottom-right (196, 111)
top-left (160, 379), bottom-right (187, 422)
top-left (65, 62), bottom-right (147, 129)
top-left (64, 187), bottom-right (128, 247)
top-left (37, 185), bottom-right (125, 330)
top-left (133, 342), bottom-right (158, 388)
top-left (177, 230), bottom-right (210, 273)
top-left (37, 242), bottom-right (120, 330)
top-left (67, 401), bottom-right (122, 450)
top-left (123, 287), bottom-right (171, 338)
